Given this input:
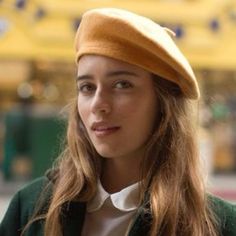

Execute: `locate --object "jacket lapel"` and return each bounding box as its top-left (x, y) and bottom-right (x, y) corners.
top-left (128, 205), bottom-right (152, 236)
top-left (61, 201), bottom-right (86, 236)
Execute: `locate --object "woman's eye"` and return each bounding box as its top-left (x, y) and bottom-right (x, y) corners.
top-left (115, 81), bottom-right (132, 89)
top-left (78, 83), bottom-right (95, 93)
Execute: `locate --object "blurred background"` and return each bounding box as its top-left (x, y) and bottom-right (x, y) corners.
top-left (1, 0), bottom-right (236, 221)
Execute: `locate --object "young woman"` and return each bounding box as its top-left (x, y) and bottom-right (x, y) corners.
top-left (1, 8), bottom-right (236, 236)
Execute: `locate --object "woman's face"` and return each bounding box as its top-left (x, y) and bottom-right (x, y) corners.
top-left (77, 55), bottom-right (158, 162)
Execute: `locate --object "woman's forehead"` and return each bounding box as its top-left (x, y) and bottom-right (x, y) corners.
top-left (77, 55), bottom-right (152, 77)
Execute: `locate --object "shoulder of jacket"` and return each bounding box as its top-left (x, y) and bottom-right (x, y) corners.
top-left (208, 194), bottom-right (236, 213)
top-left (16, 176), bottom-right (53, 218)
top-left (17, 168), bottom-right (58, 203)
top-left (207, 194), bottom-right (236, 234)
top-left (18, 176), bottom-right (51, 198)
top-left (0, 175), bottom-right (52, 235)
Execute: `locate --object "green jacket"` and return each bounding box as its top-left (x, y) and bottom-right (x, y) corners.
top-left (0, 176), bottom-right (236, 236)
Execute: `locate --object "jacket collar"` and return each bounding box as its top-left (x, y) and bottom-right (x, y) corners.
top-left (46, 170), bottom-right (87, 236)
top-left (61, 201), bottom-right (86, 236)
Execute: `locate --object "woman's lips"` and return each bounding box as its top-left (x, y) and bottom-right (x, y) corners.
top-left (92, 126), bottom-right (120, 137)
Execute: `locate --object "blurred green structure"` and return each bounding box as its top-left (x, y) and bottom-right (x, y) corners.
top-left (3, 106), bottom-right (66, 180)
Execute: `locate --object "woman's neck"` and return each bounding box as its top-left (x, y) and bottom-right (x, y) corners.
top-left (100, 156), bottom-right (142, 194)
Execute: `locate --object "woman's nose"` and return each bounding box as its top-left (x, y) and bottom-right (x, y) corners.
top-left (91, 88), bottom-right (111, 115)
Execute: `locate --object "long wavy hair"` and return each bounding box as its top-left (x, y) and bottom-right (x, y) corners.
top-left (23, 75), bottom-right (219, 236)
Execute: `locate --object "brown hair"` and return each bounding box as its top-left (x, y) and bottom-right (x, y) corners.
top-left (22, 75), bottom-right (218, 236)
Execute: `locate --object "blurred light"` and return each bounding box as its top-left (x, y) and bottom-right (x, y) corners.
top-left (15, 0), bottom-right (26, 10)
top-left (174, 25), bottom-right (184, 39)
top-left (209, 19), bottom-right (220, 32)
top-left (229, 10), bottom-right (236, 22)
top-left (0, 18), bottom-right (10, 37)
top-left (73, 18), bottom-right (81, 31)
top-left (17, 82), bottom-right (33, 99)
top-left (35, 7), bottom-right (46, 20)
top-left (43, 84), bottom-right (59, 101)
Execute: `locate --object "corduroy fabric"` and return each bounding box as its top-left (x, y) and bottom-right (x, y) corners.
top-left (75, 8), bottom-right (200, 99)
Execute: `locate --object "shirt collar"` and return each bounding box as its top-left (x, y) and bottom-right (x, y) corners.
top-left (87, 180), bottom-right (140, 212)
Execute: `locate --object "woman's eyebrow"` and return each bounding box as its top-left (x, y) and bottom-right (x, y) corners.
top-left (76, 74), bottom-right (93, 81)
top-left (106, 70), bottom-right (139, 78)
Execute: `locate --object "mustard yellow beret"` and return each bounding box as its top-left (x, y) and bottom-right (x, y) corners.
top-left (75, 8), bottom-right (200, 99)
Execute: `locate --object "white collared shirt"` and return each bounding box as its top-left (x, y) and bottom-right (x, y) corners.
top-left (81, 181), bottom-right (140, 236)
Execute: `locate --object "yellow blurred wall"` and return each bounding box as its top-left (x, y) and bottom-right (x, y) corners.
top-left (0, 0), bottom-right (236, 69)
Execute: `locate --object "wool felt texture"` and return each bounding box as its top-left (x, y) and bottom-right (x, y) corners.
top-left (75, 8), bottom-right (200, 99)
